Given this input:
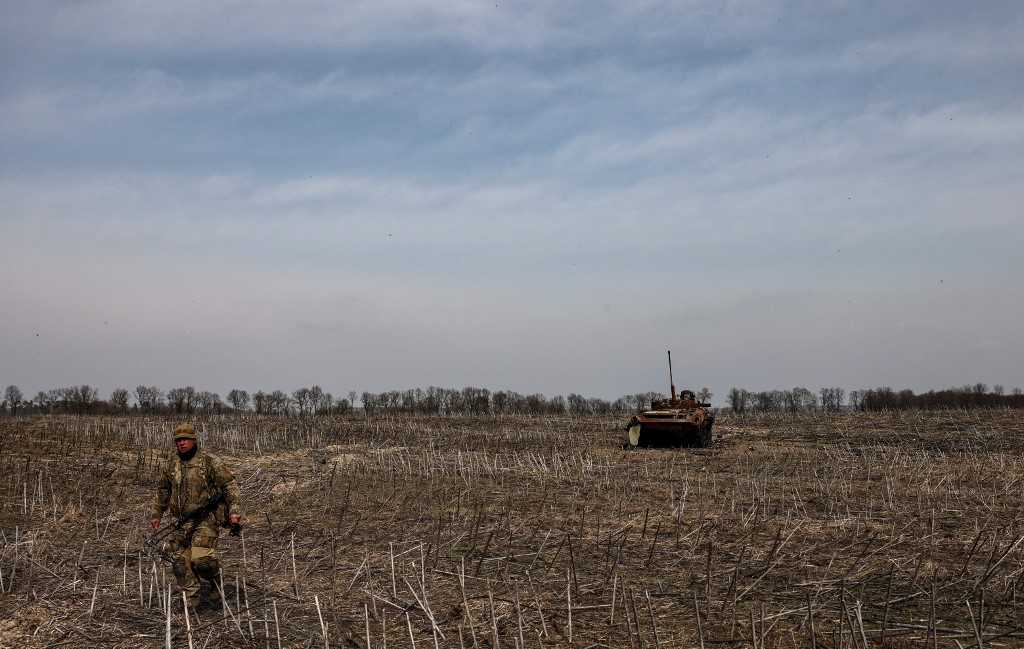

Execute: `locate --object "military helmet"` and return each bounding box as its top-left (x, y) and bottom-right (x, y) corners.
top-left (173, 423), bottom-right (197, 440)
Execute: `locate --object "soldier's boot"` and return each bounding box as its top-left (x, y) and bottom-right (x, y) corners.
top-left (202, 574), bottom-right (223, 604)
top-left (174, 594), bottom-right (200, 611)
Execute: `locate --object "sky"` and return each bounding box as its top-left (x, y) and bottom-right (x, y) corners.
top-left (2, 1), bottom-right (1023, 407)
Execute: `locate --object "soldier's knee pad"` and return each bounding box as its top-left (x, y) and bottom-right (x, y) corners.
top-left (172, 556), bottom-right (189, 579)
top-left (190, 525), bottom-right (220, 580)
top-left (191, 545), bottom-right (219, 580)
top-left (192, 554), bottom-right (220, 580)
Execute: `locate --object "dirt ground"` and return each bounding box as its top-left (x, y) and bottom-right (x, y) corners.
top-left (2, 410), bottom-right (1024, 647)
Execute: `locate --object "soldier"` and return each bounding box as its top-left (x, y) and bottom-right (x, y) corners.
top-left (150, 423), bottom-right (242, 608)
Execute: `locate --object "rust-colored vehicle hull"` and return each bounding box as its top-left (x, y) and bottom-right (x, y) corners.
top-left (626, 410), bottom-right (713, 447)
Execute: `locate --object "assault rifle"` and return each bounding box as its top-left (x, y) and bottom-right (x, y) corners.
top-left (146, 489), bottom-right (241, 578)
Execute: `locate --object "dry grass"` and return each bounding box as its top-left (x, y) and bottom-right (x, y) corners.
top-left (2, 410), bottom-right (1024, 647)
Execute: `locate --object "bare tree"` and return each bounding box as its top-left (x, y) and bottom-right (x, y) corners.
top-left (227, 389), bottom-right (250, 412)
top-left (726, 388), bottom-right (749, 414)
top-left (196, 391), bottom-right (221, 414)
top-left (611, 396), bottom-right (632, 413)
top-left (252, 390), bottom-right (268, 414)
top-left (752, 390), bottom-right (785, 413)
top-left (783, 388), bottom-right (816, 412)
top-left (696, 388), bottom-right (712, 404)
top-left (418, 387), bottom-right (441, 414)
top-left (525, 393), bottom-right (548, 415)
top-left (32, 391), bottom-right (51, 413)
top-left (308, 386), bottom-right (329, 414)
top-left (135, 386), bottom-right (164, 413)
top-left (567, 393), bottom-right (590, 415)
top-left (164, 386), bottom-right (200, 414)
top-left (268, 390), bottom-right (290, 415)
top-left (361, 392), bottom-right (377, 416)
top-left (549, 395), bottom-right (566, 415)
top-left (292, 388), bottom-right (311, 416)
top-left (819, 387), bottom-right (846, 412)
top-left (462, 387), bottom-right (491, 415)
top-left (110, 388), bottom-right (131, 414)
top-left (3, 385), bottom-right (24, 416)
top-left (439, 388), bottom-right (461, 414)
top-left (848, 390), bottom-right (862, 410)
top-left (49, 388), bottom-right (72, 411)
top-left (167, 388), bottom-right (187, 414)
top-left (860, 387), bottom-right (896, 411)
top-left (183, 386), bottom-right (198, 414)
top-left (491, 390), bottom-right (510, 414)
top-left (71, 385), bottom-right (99, 414)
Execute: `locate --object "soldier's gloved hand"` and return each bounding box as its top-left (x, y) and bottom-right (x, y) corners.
top-left (150, 518), bottom-right (161, 529)
top-left (229, 513), bottom-right (243, 536)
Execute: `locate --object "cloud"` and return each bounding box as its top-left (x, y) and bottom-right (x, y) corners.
top-left (2, 1), bottom-right (1023, 401)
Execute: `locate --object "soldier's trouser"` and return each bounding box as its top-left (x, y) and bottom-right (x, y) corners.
top-left (169, 521), bottom-right (221, 605)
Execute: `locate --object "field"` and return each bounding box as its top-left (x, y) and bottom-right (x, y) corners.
top-left (3, 411), bottom-right (1024, 648)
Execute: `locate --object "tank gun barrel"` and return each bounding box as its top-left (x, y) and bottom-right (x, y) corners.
top-left (667, 350), bottom-right (676, 400)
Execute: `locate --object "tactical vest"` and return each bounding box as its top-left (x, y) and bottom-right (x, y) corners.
top-left (171, 451), bottom-right (232, 528)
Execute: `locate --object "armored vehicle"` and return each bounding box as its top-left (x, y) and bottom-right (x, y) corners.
top-left (625, 352), bottom-right (714, 447)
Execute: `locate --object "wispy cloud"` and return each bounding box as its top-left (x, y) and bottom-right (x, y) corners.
top-left (2, 1), bottom-right (1022, 399)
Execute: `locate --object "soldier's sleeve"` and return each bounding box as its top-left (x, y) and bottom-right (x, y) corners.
top-left (211, 455), bottom-right (242, 517)
top-left (150, 460), bottom-right (171, 520)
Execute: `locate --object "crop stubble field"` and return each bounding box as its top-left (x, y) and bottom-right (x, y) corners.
top-left (2, 411), bottom-right (1024, 648)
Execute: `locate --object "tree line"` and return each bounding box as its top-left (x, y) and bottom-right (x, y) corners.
top-left (0, 383), bottom-right (669, 417)
top-left (725, 383), bottom-right (1024, 413)
top-left (0, 384), bottom-right (357, 417)
top-left (357, 387), bottom-right (679, 416)
top-left (3, 381), bottom-right (1022, 417)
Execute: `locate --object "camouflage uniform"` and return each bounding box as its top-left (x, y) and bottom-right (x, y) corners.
top-left (151, 436), bottom-right (241, 606)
